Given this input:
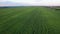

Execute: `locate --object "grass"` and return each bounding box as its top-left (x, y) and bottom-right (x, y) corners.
top-left (0, 7), bottom-right (60, 34)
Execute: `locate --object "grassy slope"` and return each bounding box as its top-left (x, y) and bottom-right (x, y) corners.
top-left (0, 7), bottom-right (60, 34)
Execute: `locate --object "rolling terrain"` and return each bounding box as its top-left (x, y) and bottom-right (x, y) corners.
top-left (0, 7), bottom-right (60, 34)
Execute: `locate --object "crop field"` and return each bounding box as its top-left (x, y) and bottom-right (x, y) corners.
top-left (0, 7), bottom-right (60, 34)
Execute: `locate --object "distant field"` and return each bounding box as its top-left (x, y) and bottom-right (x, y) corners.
top-left (0, 7), bottom-right (60, 34)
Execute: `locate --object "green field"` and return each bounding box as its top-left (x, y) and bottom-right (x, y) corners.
top-left (0, 7), bottom-right (60, 34)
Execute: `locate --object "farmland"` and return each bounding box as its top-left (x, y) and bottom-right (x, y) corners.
top-left (0, 6), bottom-right (60, 34)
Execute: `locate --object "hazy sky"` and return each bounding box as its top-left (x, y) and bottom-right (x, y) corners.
top-left (0, 0), bottom-right (60, 6)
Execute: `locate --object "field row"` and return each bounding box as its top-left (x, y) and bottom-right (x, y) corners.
top-left (0, 7), bottom-right (60, 34)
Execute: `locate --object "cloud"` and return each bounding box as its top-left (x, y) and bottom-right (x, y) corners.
top-left (0, 1), bottom-right (32, 6)
top-left (0, 0), bottom-right (7, 2)
top-left (0, 0), bottom-right (60, 6)
top-left (9, 0), bottom-right (60, 6)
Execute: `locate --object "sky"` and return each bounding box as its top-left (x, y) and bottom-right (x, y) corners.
top-left (0, 0), bottom-right (60, 6)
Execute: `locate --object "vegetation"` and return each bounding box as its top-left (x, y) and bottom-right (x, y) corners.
top-left (0, 6), bottom-right (60, 34)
